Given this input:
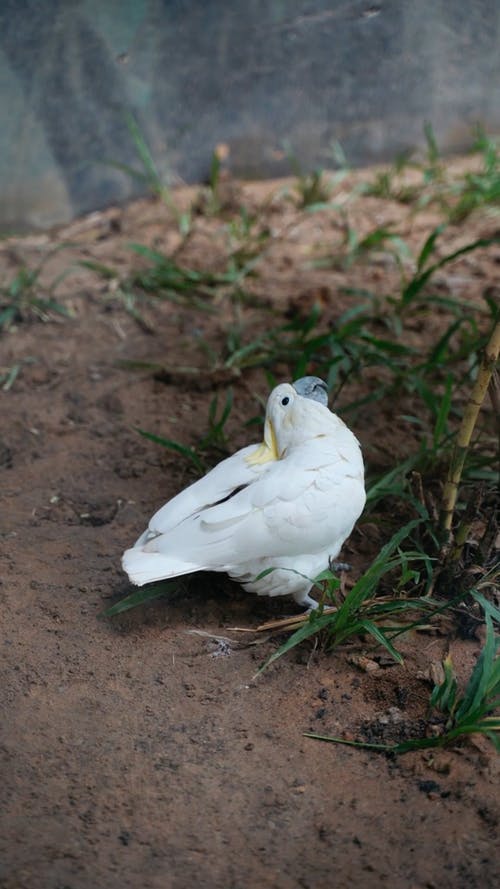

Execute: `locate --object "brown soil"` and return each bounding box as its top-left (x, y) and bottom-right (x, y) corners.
top-left (1, 165), bottom-right (499, 889)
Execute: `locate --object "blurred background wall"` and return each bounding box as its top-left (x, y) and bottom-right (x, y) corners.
top-left (1, 0), bottom-right (499, 232)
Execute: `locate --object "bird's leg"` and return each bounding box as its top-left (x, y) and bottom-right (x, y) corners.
top-left (293, 590), bottom-right (320, 610)
top-left (290, 589), bottom-right (338, 615)
top-left (328, 557), bottom-right (352, 573)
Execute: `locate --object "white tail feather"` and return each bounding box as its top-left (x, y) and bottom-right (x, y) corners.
top-left (121, 548), bottom-right (200, 586)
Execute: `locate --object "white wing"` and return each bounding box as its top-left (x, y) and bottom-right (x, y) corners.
top-left (132, 438), bottom-right (365, 573)
top-left (135, 442), bottom-right (269, 544)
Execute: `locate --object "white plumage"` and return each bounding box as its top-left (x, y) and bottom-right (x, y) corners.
top-left (122, 381), bottom-right (365, 608)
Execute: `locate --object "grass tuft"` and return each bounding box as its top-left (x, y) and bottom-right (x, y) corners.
top-left (104, 123), bottom-right (498, 697)
top-left (258, 515), bottom-right (438, 673)
top-left (305, 613), bottom-right (500, 754)
top-left (0, 255), bottom-right (72, 331)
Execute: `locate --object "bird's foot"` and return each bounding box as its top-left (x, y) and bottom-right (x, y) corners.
top-left (294, 593), bottom-right (336, 613)
top-left (294, 592), bottom-right (320, 611)
top-left (328, 558), bottom-right (352, 574)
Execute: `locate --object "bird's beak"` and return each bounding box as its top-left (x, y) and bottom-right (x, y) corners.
top-left (264, 416), bottom-right (279, 460)
top-left (245, 415), bottom-right (280, 466)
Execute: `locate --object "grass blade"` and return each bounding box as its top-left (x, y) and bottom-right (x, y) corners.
top-left (455, 615), bottom-right (496, 722)
top-left (334, 517), bottom-right (424, 626)
top-left (137, 428), bottom-right (204, 473)
top-left (258, 610), bottom-right (333, 673)
top-left (471, 591), bottom-right (500, 626)
top-left (304, 732), bottom-right (441, 754)
top-left (358, 619), bottom-right (404, 664)
top-left (401, 236), bottom-right (500, 307)
top-left (103, 582), bottom-right (176, 616)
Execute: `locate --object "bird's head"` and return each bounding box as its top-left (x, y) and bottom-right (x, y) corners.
top-left (245, 377), bottom-right (331, 466)
top-left (264, 382), bottom-right (332, 458)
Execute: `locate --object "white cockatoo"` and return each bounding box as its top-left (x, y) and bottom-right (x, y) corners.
top-left (122, 378), bottom-right (365, 608)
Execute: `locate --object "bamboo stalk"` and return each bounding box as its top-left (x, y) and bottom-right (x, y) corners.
top-left (440, 320), bottom-right (500, 535)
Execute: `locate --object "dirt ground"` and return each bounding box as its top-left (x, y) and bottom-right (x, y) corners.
top-left (1, 166), bottom-right (499, 889)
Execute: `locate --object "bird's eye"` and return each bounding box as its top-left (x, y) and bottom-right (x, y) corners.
top-left (281, 396), bottom-right (290, 406)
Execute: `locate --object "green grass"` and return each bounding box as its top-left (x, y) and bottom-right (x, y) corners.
top-left (0, 256), bottom-right (71, 331)
top-left (101, 125), bottom-right (498, 680)
top-left (193, 148), bottom-right (230, 217)
top-left (109, 111), bottom-right (192, 235)
top-left (103, 581), bottom-right (178, 617)
top-left (219, 226), bottom-right (498, 461)
top-left (91, 124), bottom-right (500, 768)
top-left (81, 210), bottom-right (268, 319)
top-left (360, 125), bottom-right (500, 222)
top-left (137, 428), bottom-right (205, 474)
top-left (306, 610), bottom-right (500, 754)
top-left (110, 227), bottom-right (497, 613)
top-left (285, 144), bottom-right (333, 209)
top-left (395, 225), bottom-right (499, 311)
top-left (0, 357), bottom-right (36, 391)
top-left (1, 119), bottom-right (495, 661)
top-left (284, 140), bottom-right (352, 211)
top-left (135, 385), bottom-right (235, 476)
top-left (258, 516), bottom-right (439, 672)
top-left (443, 130), bottom-right (500, 223)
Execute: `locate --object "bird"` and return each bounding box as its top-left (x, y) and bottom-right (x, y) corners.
top-left (122, 378), bottom-right (365, 609)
